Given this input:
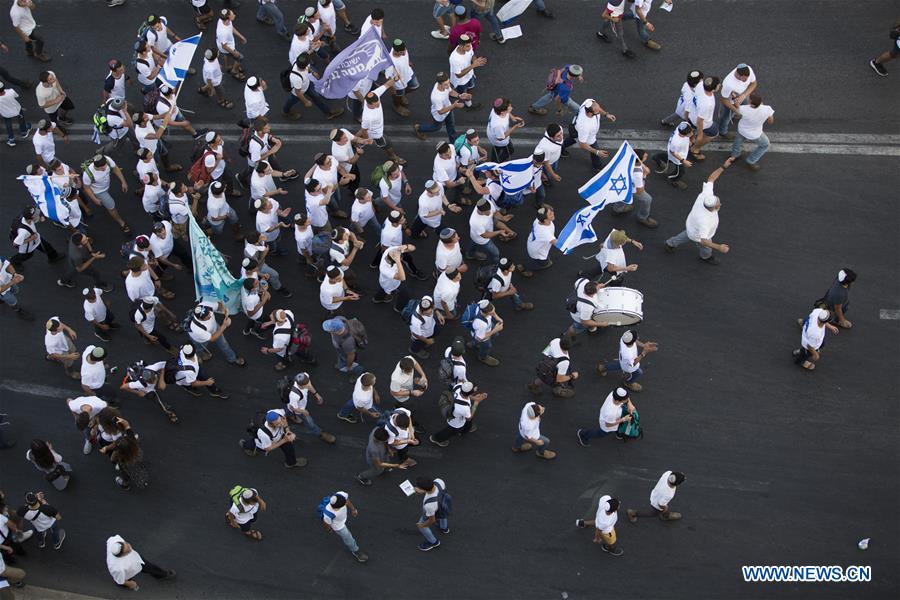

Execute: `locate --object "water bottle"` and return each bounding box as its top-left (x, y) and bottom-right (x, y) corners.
top-left (858, 538), bottom-right (869, 550)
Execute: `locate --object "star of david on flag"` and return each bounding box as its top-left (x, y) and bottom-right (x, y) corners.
top-left (578, 141), bottom-right (638, 209)
top-left (554, 203), bottom-right (606, 255)
top-left (157, 34), bottom-right (202, 88)
top-left (474, 157), bottom-right (538, 196)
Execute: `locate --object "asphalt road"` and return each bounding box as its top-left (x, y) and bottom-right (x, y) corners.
top-left (0, 1), bottom-right (898, 599)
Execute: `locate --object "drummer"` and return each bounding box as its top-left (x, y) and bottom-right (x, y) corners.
top-left (580, 229), bottom-right (643, 285)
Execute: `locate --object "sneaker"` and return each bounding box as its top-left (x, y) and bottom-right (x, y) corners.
top-left (356, 475), bottom-right (372, 486)
top-left (622, 50), bottom-right (636, 59)
top-left (515, 302), bottom-right (534, 311)
top-left (208, 388), bottom-right (229, 399)
top-left (700, 256), bottom-right (720, 266)
top-left (337, 413), bottom-right (359, 423)
top-left (115, 476), bottom-right (130, 489)
top-left (239, 440), bottom-right (256, 456)
top-left (596, 364), bottom-right (608, 376)
top-left (6, 139), bottom-right (15, 147)
top-left (636, 217), bottom-right (659, 229)
top-left (537, 450), bottom-right (557, 460)
top-left (163, 569), bottom-right (177, 579)
top-left (661, 511), bottom-right (682, 521)
top-left (430, 29), bottom-right (449, 40)
top-left (671, 180), bottom-right (688, 190)
top-left (15, 530), bottom-right (33, 543)
top-left (352, 550), bottom-right (369, 563)
top-left (53, 529), bottom-right (66, 550)
top-left (536, 9), bottom-right (555, 18)
top-left (285, 457), bottom-right (308, 468)
top-left (596, 32), bottom-right (611, 43)
top-left (38, 534), bottom-right (47, 549)
top-left (478, 355), bottom-right (500, 367)
top-left (623, 381), bottom-right (642, 392)
top-left (183, 386), bottom-right (203, 397)
top-left (602, 545), bottom-right (624, 556)
top-left (418, 540), bottom-right (440, 551)
top-left (56, 279), bottom-right (74, 288)
top-left (576, 429), bottom-right (589, 447)
top-left (627, 509), bottom-right (638, 523)
top-left (575, 519), bottom-right (586, 528)
top-left (664, 242), bottom-right (675, 253)
top-left (869, 59), bottom-right (888, 77)
top-left (277, 287), bottom-right (294, 298)
top-left (412, 349), bottom-right (430, 360)
top-left (99, 283), bottom-right (114, 293)
top-left (319, 431), bottom-right (336, 444)
top-left (644, 39), bottom-right (662, 51)
top-left (429, 435), bottom-right (449, 448)
top-left (21, 125), bottom-right (32, 138)
top-left (83, 438), bottom-right (93, 455)
top-left (344, 23), bottom-right (360, 35)
top-left (94, 331), bottom-right (112, 342)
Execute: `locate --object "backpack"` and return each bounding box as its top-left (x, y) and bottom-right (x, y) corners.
top-left (565, 280), bottom-right (593, 314)
top-left (346, 317), bottom-right (368, 349)
top-left (460, 302), bottom-right (484, 336)
top-left (474, 264), bottom-right (503, 297)
top-left (370, 162), bottom-right (390, 187)
top-left (453, 134), bottom-right (472, 157)
top-left (188, 150), bottom-right (214, 187)
top-left (237, 126), bottom-right (254, 158)
top-left (316, 495), bottom-right (336, 520)
top-left (438, 355), bottom-right (463, 385)
top-left (92, 104), bottom-right (112, 135)
top-left (228, 485), bottom-right (251, 509)
top-left (310, 232), bottom-right (333, 259)
top-left (535, 355), bottom-right (563, 386)
top-left (438, 389), bottom-right (467, 420)
top-left (80, 159), bottom-right (97, 184)
top-left (119, 239), bottom-right (139, 260)
top-left (7, 214), bottom-right (29, 244)
top-left (276, 375), bottom-right (294, 404)
top-left (143, 88), bottom-right (162, 115)
top-left (545, 66), bottom-right (567, 91)
top-left (424, 481), bottom-right (453, 519)
top-left (245, 410), bottom-right (272, 441)
top-left (400, 299), bottom-right (420, 325)
top-left (279, 67), bottom-right (297, 92)
top-left (128, 299), bottom-right (148, 324)
top-left (189, 136), bottom-right (211, 163)
top-left (617, 407), bottom-right (643, 441)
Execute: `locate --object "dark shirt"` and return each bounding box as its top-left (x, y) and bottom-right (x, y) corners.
top-left (824, 280), bottom-right (849, 313)
top-left (68, 239), bottom-right (90, 269)
top-left (365, 428), bottom-right (389, 466)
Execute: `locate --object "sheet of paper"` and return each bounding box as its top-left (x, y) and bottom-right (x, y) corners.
top-left (399, 480), bottom-right (415, 496)
top-left (501, 25), bottom-right (523, 40)
top-left (660, 1), bottom-right (673, 12)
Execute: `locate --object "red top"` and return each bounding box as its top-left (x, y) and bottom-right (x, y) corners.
top-left (448, 19), bottom-right (483, 54)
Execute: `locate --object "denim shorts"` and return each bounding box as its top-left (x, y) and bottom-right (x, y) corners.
top-left (433, 2), bottom-right (453, 18)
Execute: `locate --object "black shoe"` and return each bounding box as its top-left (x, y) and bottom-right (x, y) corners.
top-left (95, 331), bottom-right (112, 342)
top-left (208, 388), bottom-right (230, 399)
top-left (664, 242), bottom-right (675, 254)
top-left (596, 32), bottom-right (611, 43)
top-left (100, 283), bottom-right (114, 293)
top-left (700, 256), bottom-right (720, 266)
top-left (560, 148), bottom-right (570, 158)
top-left (536, 9), bottom-right (555, 18)
top-left (869, 59), bottom-right (888, 77)
top-left (183, 386), bottom-right (203, 397)
top-left (56, 279), bottom-right (74, 288)
top-left (356, 475), bottom-right (372, 486)
top-left (622, 50), bottom-right (636, 59)
top-left (14, 307), bottom-right (34, 321)
top-left (277, 287), bottom-right (293, 298)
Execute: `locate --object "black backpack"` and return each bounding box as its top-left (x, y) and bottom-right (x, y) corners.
top-left (246, 411), bottom-right (272, 441)
top-left (279, 67), bottom-right (294, 92)
top-left (535, 355), bottom-right (563, 386)
top-left (7, 215), bottom-right (30, 244)
top-left (474, 264), bottom-right (503, 297)
top-left (237, 127), bottom-right (255, 158)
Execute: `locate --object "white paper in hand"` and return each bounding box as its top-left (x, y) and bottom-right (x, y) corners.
top-left (501, 25), bottom-right (523, 40)
top-left (400, 479), bottom-right (415, 496)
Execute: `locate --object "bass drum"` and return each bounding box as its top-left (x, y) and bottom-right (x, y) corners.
top-left (592, 287), bottom-right (643, 326)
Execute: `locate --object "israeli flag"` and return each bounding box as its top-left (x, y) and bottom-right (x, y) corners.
top-left (157, 34), bottom-right (201, 88)
top-left (18, 174), bottom-right (70, 225)
top-left (188, 212), bottom-right (244, 314)
top-left (474, 157), bottom-right (537, 195)
top-left (578, 141), bottom-right (638, 209)
top-left (554, 203), bottom-right (605, 255)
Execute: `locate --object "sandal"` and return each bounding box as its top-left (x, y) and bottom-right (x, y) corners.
top-left (218, 99), bottom-right (234, 110)
top-left (197, 86), bottom-right (209, 96)
top-left (167, 322), bottom-right (184, 333)
top-left (121, 224), bottom-right (131, 235)
top-left (802, 361), bottom-right (816, 371)
top-left (274, 362), bottom-right (287, 371)
top-left (233, 357), bottom-right (247, 367)
top-left (245, 530), bottom-right (262, 540)
top-left (160, 290), bottom-right (175, 300)
top-left (166, 411), bottom-right (179, 424)
top-left (528, 106), bottom-right (548, 116)
top-left (231, 71), bottom-right (247, 82)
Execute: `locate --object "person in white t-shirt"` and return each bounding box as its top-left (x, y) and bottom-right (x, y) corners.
top-left (597, 0), bottom-right (635, 58)
top-left (561, 99), bottom-right (616, 170)
top-left (413, 477), bottom-right (449, 550)
top-left (597, 330), bottom-right (658, 392)
top-left (10, 0), bottom-right (50, 61)
top-left (665, 158), bottom-right (734, 264)
top-left (243, 76), bottom-right (270, 121)
top-left (577, 386), bottom-right (635, 446)
top-left (512, 402), bottom-right (556, 459)
top-left (384, 39), bottom-right (418, 117)
top-left (330, 127), bottom-right (370, 196)
top-left (581, 228), bottom-right (643, 283)
top-left (485, 258), bottom-right (533, 311)
top-left (610, 151), bottom-right (656, 227)
top-left (627, 470), bottom-right (686, 523)
top-left (44, 317), bottom-right (80, 379)
top-left (619, 0), bottom-right (662, 51)
top-left (575, 495), bottom-right (623, 556)
top-left (521, 205), bottom-right (557, 276)
top-left (81, 154), bottom-right (131, 234)
top-left (119, 360), bottom-right (176, 423)
top-left (225, 487), bottom-right (266, 540)
top-left (431, 144), bottom-right (467, 207)
top-left (82, 286), bottom-right (117, 341)
top-left (660, 70), bottom-right (703, 127)
top-left (337, 372), bottom-right (381, 422)
top-left (216, 9), bottom-right (247, 79)
top-left (281, 371), bottom-right (336, 444)
top-left (685, 76), bottom-right (721, 160)
top-left (240, 277), bottom-right (269, 339)
top-left (793, 308), bottom-right (839, 371)
top-left (414, 72), bottom-right (467, 142)
top-left (433, 269), bottom-right (462, 318)
top-left (728, 93), bottom-right (775, 170)
top-left (653, 121), bottom-right (693, 190)
top-left (198, 49), bottom-right (234, 109)
top-left (79, 345), bottom-right (117, 401)
top-left (532, 124), bottom-right (565, 189)
top-left (350, 188), bottom-right (380, 238)
top-left (282, 54), bottom-right (344, 120)
top-left (448, 34), bottom-right (486, 109)
top-left (321, 491), bottom-right (368, 563)
top-left (358, 75), bottom-right (406, 164)
top-left (254, 196), bottom-right (292, 256)
top-left (565, 278), bottom-right (608, 338)
top-left (0, 81), bottom-right (31, 146)
top-left (717, 63), bottom-right (757, 136)
top-left (31, 118), bottom-right (63, 168)
top-left (411, 179), bottom-right (460, 238)
top-left (527, 336), bottom-right (578, 398)
top-left (319, 266), bottom-right (359, 314)
top-left (486, 97), bottom-right (524, 163)
top-left (435, 227), bottom-right (467, 275)
top-left (206, 181), bottom-right (243, 239)
top-left (408, 296), bottom-right (445, 359)
top-left (428, 381), bottom-right (485, 447)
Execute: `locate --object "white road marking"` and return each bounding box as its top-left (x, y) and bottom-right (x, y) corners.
top-left (880, 309), bottom-right (900, 320)
top-left (0, 380), bottom-right (74, 398)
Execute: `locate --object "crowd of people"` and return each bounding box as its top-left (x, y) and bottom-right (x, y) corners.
top-left (0, 0), bottom-right (867, 594)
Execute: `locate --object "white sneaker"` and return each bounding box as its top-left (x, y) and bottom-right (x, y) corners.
top-left (430, 30), bottom-right (449, 39)
top-left (15, 530), bottom-right (34, 543)
top-left (83, 438), bottom-right (93, 455)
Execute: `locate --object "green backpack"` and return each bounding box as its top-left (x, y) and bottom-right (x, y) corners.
top-left (453, 134), bottom-right (472, 157)
top-left (80, 159), bottom-right (97, 184)
top-left (92, 105), bottom-right (112, 135)
top-left (228, 485), bottom-right (251, 508)
top-left (370, 161), bottom-right (394, 187)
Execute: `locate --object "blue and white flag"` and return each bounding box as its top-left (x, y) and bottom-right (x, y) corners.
top-left (314, 27), bottom-right (391, 99)
top-left (188, 212), bottom-right (244, 314)
top-left (157, 34), bottom-right (201, 88)
top-left (474, 157), bottom-right (538, 196)
top-left (18, 174), bottom-right (70, 225)
top-left (554, 203), bottom-right (606, 255)
top-left (578, 141), bottom-right (638, 209)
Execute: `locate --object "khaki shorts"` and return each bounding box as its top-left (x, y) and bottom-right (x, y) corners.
top-left (599, 527), bottom-right (616, 546)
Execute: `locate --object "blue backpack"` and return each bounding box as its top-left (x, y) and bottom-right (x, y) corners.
top-left (316, 495), bottom-right (336, 520)
top-left (400, 299), bottom-right (421, 325)
top-left (425, 481), bottom-right (453, 518)
top-left (460, 302), bottom-right (484, 337)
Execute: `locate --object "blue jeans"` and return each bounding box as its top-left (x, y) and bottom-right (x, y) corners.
top-left (473, 9), bottom-right (503, 37)
top-left (333, 526), bottom-right (359, 553)
top-left (602, 362), bottom-right (643, 383)
top-left (257, 2), bottom-right (288, 36)
top-left (611, 189), bottom-right (652, 220)
top-left (621, 12), bottom-right (651, 43)
top-left (259, 263), bottom-right (282, 290)
top-left (337, 398), bottom-right (357, 418)
top-left (534, 0), bottom-right (547, 11)
top-left (418, 111), bottom-right (457, 141)
top-left (562, 135), bottom-right (603, 169)
top-left (394, 74), bottom-right (419, 95)
top-left (0, 284), bottom-right (19, 307)
top-left (335, 353), bottom-right (362, 375)
top-left (474, 337), bottom-right (492, 359)
top-left (466, 239), bottom-right (499, 264)
top-left (523, 256), bottom-right (551, 273)
top-left (295, 412), bottom-right (322, 435)
top-left (3, 114), bottom-right (29, 141)
top-left (284, 85), bottom-right (333, 116)
top-left (347, 97), bottom-right (363, 121)
top-left (35, 522), bottom-right (61, 546)
top-left (418, 516), bottom-right (448, 544)
top-left (717, 97), bottom-right (747, 135)
top-left (513, 433), bottom-right (551, 455)
top-left (196, 334), bottom-right (238, 363)
top-left (579, 426), bottom-right (614, 442)
top-left (731, 132), bottom-right (770, 164)
top-left (531, 92), bottom-right (580, 116)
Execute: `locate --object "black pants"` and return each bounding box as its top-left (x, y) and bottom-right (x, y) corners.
top-left (653, 153), bottom-right (683, 183)
top-left (410, 321), bottom-right (443, 352)
top-left (94, 311), bottom-right (117, 336)
top-left (491, 143), bottom-right (514, 163)
top-left (25, 32), bottom-right (45, 57)
top-left (432, 420), bottom-right (472, 442)
top-left (148, 327), bottom-right (172, 351)
top-left (374, 281), bottom-right (410, 311)
top-left (242, 438), bottom-right (298, 465)
top-left (10, 239), bottom-right (61, 266)
top-left (46, 96), bottom-right (75, 123)
top-left (141, 560), bottom-right (169, 578)
top-left (370, 247), bottom-right (421, 275)
top-left (346, 163), bottom-right (361, 193)
top-left (61, 263), bottom-right (108, 287)
top-left (409, 217), bottom-right (437, 239)
top-left (0, 65), bottom-right (29, 89)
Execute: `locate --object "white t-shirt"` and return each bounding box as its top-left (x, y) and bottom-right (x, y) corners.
top-left (80, 346), bottom-right (107, 390)
top-left (0, 89), bottom-right (22, 118)
top-left (675, 81), bottom-right (697, 118)
top-left (289, 34), bottom-right (312, 65)
top-left (83, 157), bottom-right (116, 194)
top-left (379, 221), bottom-right (402, 249)
top-left (685, 182), bottom-right (719, 242)
top-left (10, 2), bottom-right (36, 36)
top-left (430, 83), bottom-right (452, 122)
top-left (125, 270), bottom-right (154, 302)
top-left (361, 86), bottom-right (387, 139)
top-left (802, 309), bottom-right (828, 351)
top-left (125, 361), bottom-right (165, 394)
top-left (322, 492), bottom-right (350, 530)
top-left (33, 131), bottom-right (55, 163)
top-left (667, 131), bottom-right (691, 165)
top-left (595, 232), bottom-right (626, 270)
top-left (250, 171), bottom-right (276, 202)
top-left (570, 280), bottom-right (597, 323)
top-left (518, 402), bottom-right (541, 440)
top-left (189, 313), bottom-right (219, 344)
top-left (203, 145), bottom-right (226, 180)
top-left (389, 361), bottom-right (415, 398)
top-left (433, 151), bottom-right (458, 186)
top-left (650, 471), bottom-right (676, 510)
top-left (203, 57), bottom-right (223, 87)
top-left (598, 392), bottom-right (621, 432)
top-left (618, 338), bottom-right (639, 374)
top-left (83, 290), bottom-right (107, 324)
top-left (288, 67), bottom-right (311, 95)
top-left (150, 222), bottom-right (174, 259)
top-left (206, 192), bottom-right (231, 224)
top-left (468, 209), bottom-right (493, 246)
top-left (721, 66), bottom-right (757, 101)
top-left (248, 132), bottom-right (271, 167)
top-left (45, 324), bottom-right (71, 355)
top-left (244, 86), bottom-right (269, 120)
top-left (351, 198), bottom-right (375, 228)
top-left (131, 300), bottom-right (156, 334)
top-left (574, 104), bottom-right (601, 145)
top-left (385, 407), bottom-right (412, 448)
top-left (534, 135), bottom-right (563, 165)
top-left (527, 220), bottom-right (555, 260)
top-left (352, 376), bottom-right (374, 410)
top-left (417, 190), bottom-right (444, 229)
top-left (471, 311), bottom-right (494, 342)
top-left (422, 478), bottom-right (447, 516)
top-left (594, 495), bottom-right (618, 534)
top-left (174, 350), bottom-right (199, 385)
top-left (447, 389), bottom-right (472, 428)
top-left (331, 132), bottom-right (356, 171)
top-left (737, 104), bottom-right (774, 140)
top-left (410, 307), bottom-right (436, 339)
top-left (35, 75), bottom-right (64, 114)
top-left (294, 224), bottom-right (313, 254)
top-left (319, 277), bottom-right (344, 311)
top-left (67, 395), bottom-right (107, 418)
top-left (11, 219), bottom-right (39, 254)
top-left (271, 311), bottom-right (295, 355)
top-left (433, 272), bottom-right (460, 312)
top-left (228, 493), bottom-right (260, 525)
top-left (256, 203), bottom-right (281, 243)
top-left (216, 19), bottom-right (236, 53)
top-left (486, 268), bottom-right (512, 295)
top-left (385, 52), bottom-right (414, 88)
top-left (487, 111), bottom-right (511, 147)
top-left (241, 286), bottom-right (264, 320)
top-left (134, 122), bottom-right (159, 155)
top-left (689, 91), bottom-right (716, 128)
top-left (435, 241), bottom-right (462, 272)
top-left (304, 189), bottom-right (328, 228)
top-left (449, 48), bottom-right (474, 86)
top-left (146, 21), bottom-right (172, 55)
top-left (286, 380), bottom-right (311, 413)
top-left (379, 173), bottom-right (403, 206)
